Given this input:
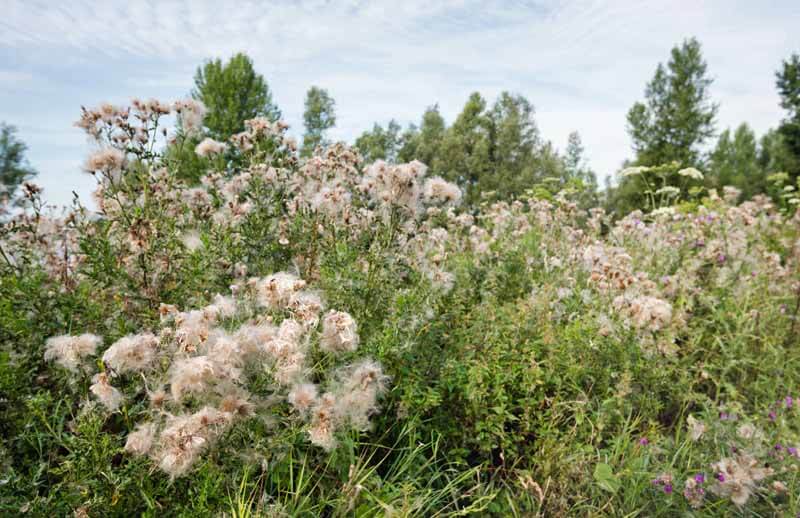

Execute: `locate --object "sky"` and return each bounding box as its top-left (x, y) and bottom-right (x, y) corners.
top-left (1, 0), bottom-right (798, 208)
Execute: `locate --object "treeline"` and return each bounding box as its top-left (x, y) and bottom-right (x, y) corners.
top-left (353, 93), bottom-right (598, 206)
top-left (2, 41), bottom-right (799, 214)
top-left (610, 38), bottom-right (800, 214)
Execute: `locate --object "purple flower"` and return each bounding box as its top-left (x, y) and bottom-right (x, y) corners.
top-left (694, 473), bottom-right (705, 484)
top-left (716, 473), bottom-right (725, 483)
top-left (789, 447), bottom-right (798, 457)
top-left (769, 411), bottom-right (777, 421)
top-left (776, 443), bottom-right (783, 451)
top-left (664, 484), bottom-right (673, 494)
top-left (719, 412), bottom-right (729, 421)
top-left (717, 253), bottom-right (726, 264)
top-left (639, 437), bottom-right (649, 446)
top-left (786, 396), bottom-right (794, 409)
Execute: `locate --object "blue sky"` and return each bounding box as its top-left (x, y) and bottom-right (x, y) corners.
top-left (2, 0), bottom-right (798, 208)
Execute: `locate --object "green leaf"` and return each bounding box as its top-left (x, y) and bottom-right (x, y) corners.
top-left (593, 463), bottom-right (621, 494)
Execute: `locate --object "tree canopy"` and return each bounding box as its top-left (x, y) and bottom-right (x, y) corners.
top-left (301, 86), bottom-right (337, 157)
top-left (0, 123), bottom-right (37, 206)
top-left (192, 53), bottom-right (281, 140)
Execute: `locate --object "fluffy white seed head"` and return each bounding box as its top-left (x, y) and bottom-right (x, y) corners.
top-left (124, 422), bottom-right (157, 456)
top-left (90, 372), bottom-right (124, 411)
top-left (102, 332), bottom-right (159, 374)
top-left (44, 333), bottom-right (103, 372)
top-left (320, 311), bottom-right (359, 353)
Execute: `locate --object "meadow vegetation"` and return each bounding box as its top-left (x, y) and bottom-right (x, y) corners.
top-left (2, 43), bottom-right (800, 517)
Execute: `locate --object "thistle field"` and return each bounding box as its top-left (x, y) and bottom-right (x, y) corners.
top-left (2, 99), bottom-right (800, 516)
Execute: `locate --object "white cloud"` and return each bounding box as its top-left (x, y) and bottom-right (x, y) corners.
top-left (2, 0), bottom-right (797, 206)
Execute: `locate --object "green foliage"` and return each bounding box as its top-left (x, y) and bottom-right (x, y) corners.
top-left (708, 123), bottom-right (764, 199)
top-left (354, 120), bottom-right (402, 163)
top-left (776, 53), bottom-right (800, 179)
top-left (397, 105), bottom-right (447, 166)
top-left (193, 53), bottom-right (280, 140)
top-left (301, 86), bottom-right (336, 157)
top-left (386, 93), bottom-right (579, 206)
top-left (626, 37), bottom-right (718, 168)
top-left (6, 43), bottom-right (800, 516)
top-left (0, 123), bottom-right (37, 205)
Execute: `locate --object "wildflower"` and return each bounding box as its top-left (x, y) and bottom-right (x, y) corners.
top-left (102, 332), bottom-right (159, 374)
top-left (169, 356), bottom-right (222, 401)
top-left (652, 473), bottom-right (673, 494)
top-left (710, 453), bottom-right (772, 507)
top-left (656, 186), bottom-right (681, 197)
top-left (320, 311), bottom-right (359, 353)
top-left (289, 291), bottom-right (324, 329)
top-left (205, 294), bottom-right (238, 320)
top-left (265, 336), bottom-right (306, 386)
top-left (687, 415), bottom-right (706, 441)
top-left (737, 423), bottom-right (760, 440)
top-left (619, 166), bottom-right (650, 177)
top-left (174, 309), bottom-right (215, 350)
top-left (181, 230), bottom-right (203, 252)
top-left (149, 388), bottom-right (168, 407)
top-left (308, 392), bottom-right (339, 451)
top-left (615, 295), bottom-right (672, 332)
top-left (44, 333), bottom-right (103, 372)
top-left (173, 98), bottom-right (206, 136)
top-left (234, 323), bottom-right (277, 356)
top-left (650, 206), bottom-right (676, 217)
top-left (195, 137), bottom-right (226, 157)
top-left (684, 476), bottom-right (706, 509)
top-left (84, 147), bottom-right (126, 177)
top-left (638, 437), bottom-right (649, 446)
top-left (288, 382), bottom-right (318, 414)
top-left (334, 359), bottom-right (389, 430)
top-left (159, 303), bottom-right (178, 322)
top-left (219, 391), bottom-right (255, 418)
top-left (90, 372), bottom-right (124, 411)
top-left (205, 331), bottom-right (246, 373)
top-left (423, 177), bottom-right (462, 206)
top-left (678, 167), bottom-right (704, 181)
top-left (124, 422), bottom-right (157, 456)
top-left (253, 272), bottom-right (306, 309)
top-left (155, 407), bottom-right (229, 478)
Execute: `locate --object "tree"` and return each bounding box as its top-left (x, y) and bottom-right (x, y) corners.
top-left (564, 132), bottom-right (587, 181)
top-left (0, 123), bottom-right (37, 206)
top-left (483, 93), bottom-right (540, 195)
top-left (626, 38), bottom-right (718, 167)
top-left (397, 105), bottom-right (446, 166)
top-left (776, 54), bottom-right (800, 178)
top-left (759, 129), bottom-right (798, 178)
top-left (708, 123), bottom-right (764, 199)
top-left (563, 131), bottom-right (599, 204)
top-left (354, 120), bottom-right (402, 163)
top-left (192, 53), bottom-right (280, 140)
top-left (301, 87), bottom-right (336, 157)
top-left (435, 93), bottom-right (492, 203)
